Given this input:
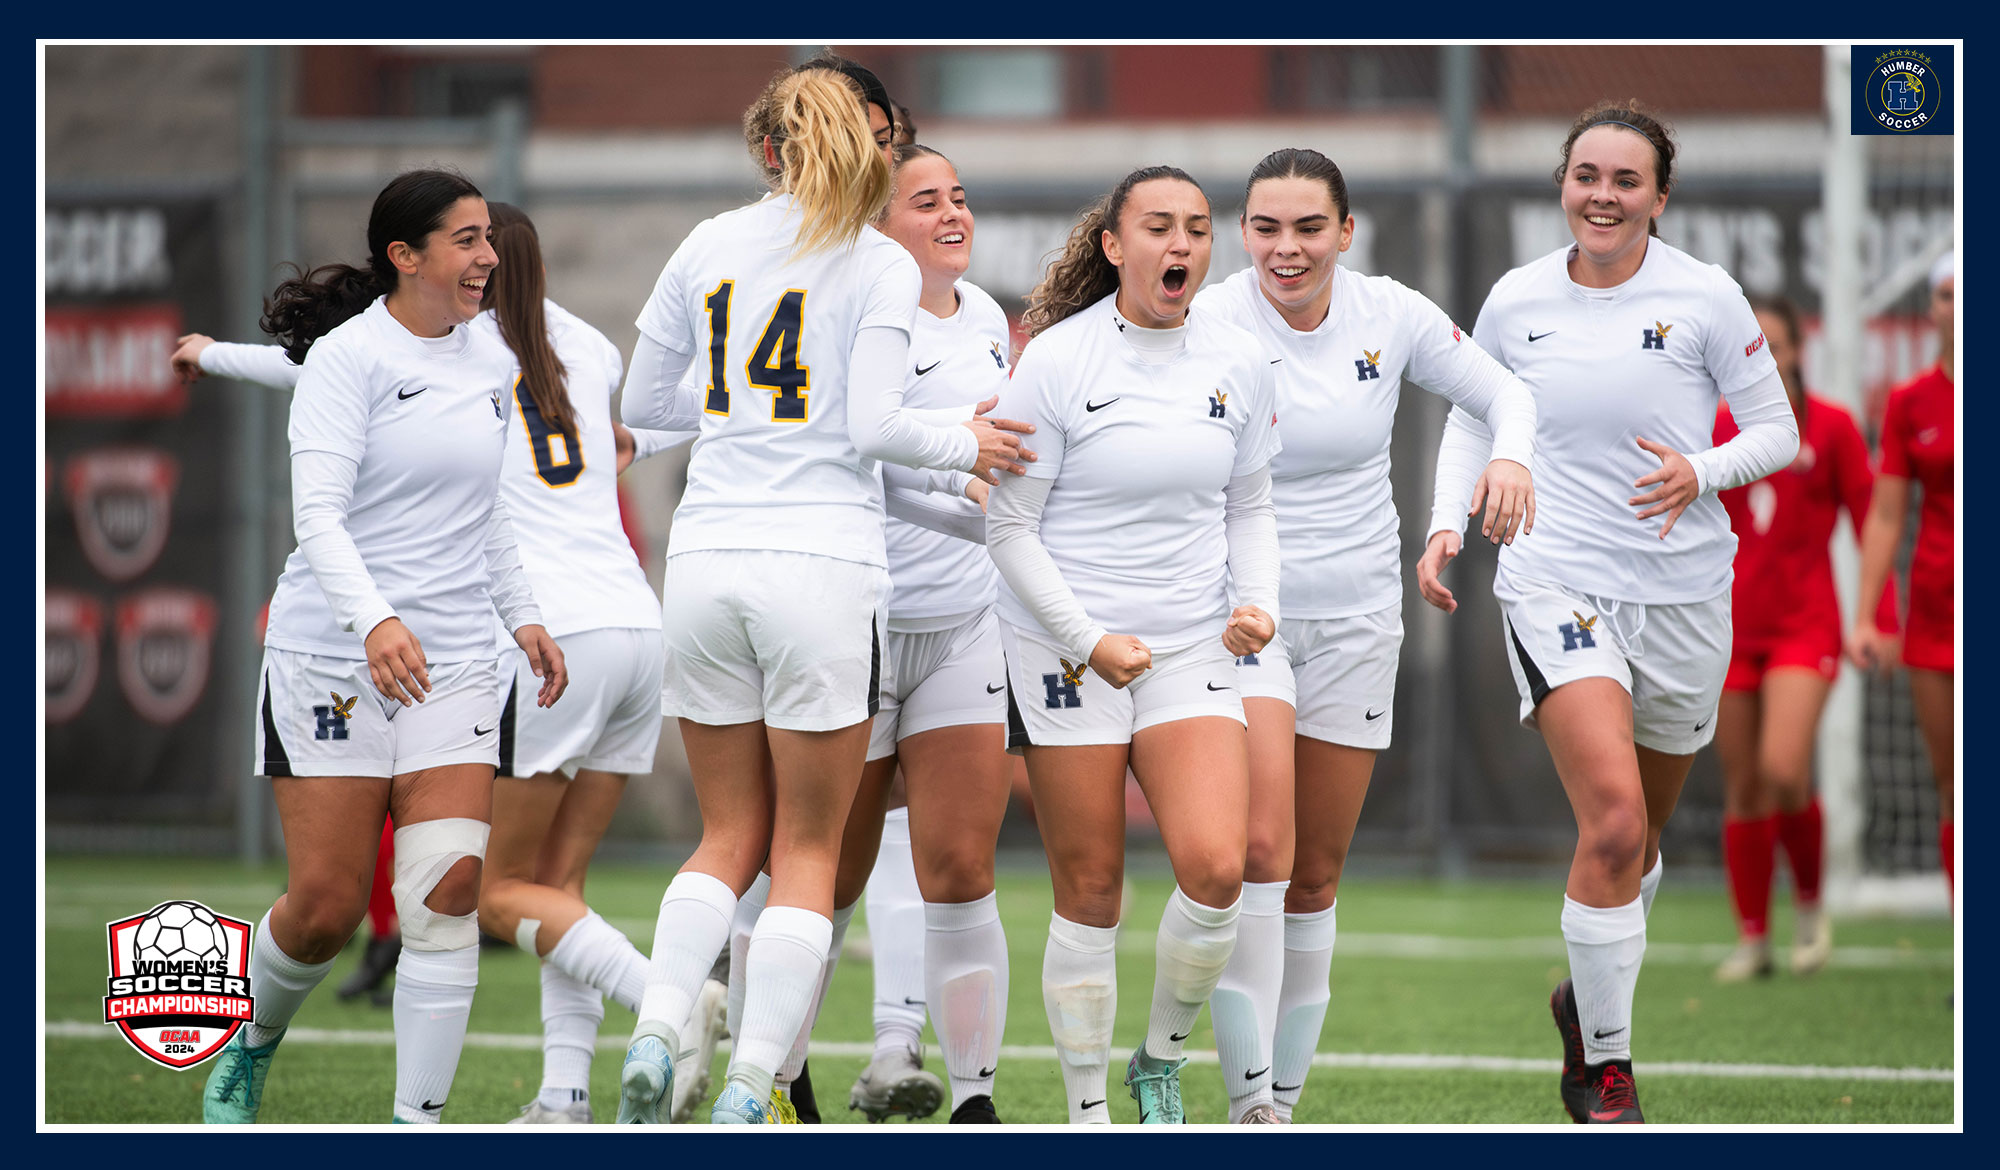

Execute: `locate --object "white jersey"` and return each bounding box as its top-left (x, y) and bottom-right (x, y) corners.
top-left (635, 193), bottom-right (949, 569)
top-left (1195, 267), bottom-right (1534, 618)
top-left (883, 281), bottom-right (1010, 624)
top-left (994, 295), bottom-right (1281, 649)
top-left (468, 300), bottom-right (662, 640)
top-left (265, 298), bottom-right (520, 659)
top-left (1469, 241), bottom-right (1780, 602)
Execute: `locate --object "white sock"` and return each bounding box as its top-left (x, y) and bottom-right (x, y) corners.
top-left (545, 910), bottom-right (648, 1014)
top-left (242, 911), bottom-right (334, 1048)
top-left (538, 962), bottom-right (601, 1110)
top-left (1146, 887), bottom-right (1239, 1062)
top-left (1639, 854), bottom-right (1664, 920)
top-left (777, 900), bottom-right (854, 1085)
top-left (392, 944), bottom-right (478, 1123)
top-left (1562, 895), bottom-right (1647, 1065)
top-left (730, 905), bottom-right (832, 1101)
top-left (1212, 880), bottom-right (1285, 1120)
top-left (1043, 911), bottom-right (1119, 1125)
top-left (925, 893), bottom-right (1008, 1107)
top-left (727, 871), bottom-right (770, 1041)
top-left (867, 807), bottom-right (928, 1060)
top-left (635, 870), bottom-right (736, 1052)
top-left (1271, 900), bottom-right (1336, 1122)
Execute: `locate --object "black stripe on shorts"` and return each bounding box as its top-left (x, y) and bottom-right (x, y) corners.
top-left (866, 618), bottom-right (883, 718)
top-left (497, 673), bottom-right (518, 777)
top-left (1004, 675), bottom-right (1031, 751)
top-left (1507, 617), bottom-right (1552, 708)
top-left (260, 670), bottom-right (294, 778)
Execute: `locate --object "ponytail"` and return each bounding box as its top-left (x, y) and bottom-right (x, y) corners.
top-left (485, 202), bottom-right (575, 436)
top-left (772, 69), bottom-right (892, 255)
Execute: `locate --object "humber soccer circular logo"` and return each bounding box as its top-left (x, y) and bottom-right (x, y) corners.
top-left (1867, 50), bottom-right (1939, 132)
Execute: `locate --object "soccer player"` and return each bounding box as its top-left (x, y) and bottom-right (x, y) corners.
top-left (615, 64), bottom-right (1030, 1126)
top-left (988, 165), bottom-right (1281, 1124)
top-left (201, 169), bottom-right (569, 1125)
top-left (1418, 102), bottom-right (1797, 1123)
top-left (1850, 252), bottom-right (1956, 896)
top-left (1193, 147), bottom-right (1537, 1124)
top-left (1711, 295), bottom-right (1895, 982)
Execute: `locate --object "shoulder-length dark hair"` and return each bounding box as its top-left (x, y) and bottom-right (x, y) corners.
top-left (485, 202), bottom-right (576, 435)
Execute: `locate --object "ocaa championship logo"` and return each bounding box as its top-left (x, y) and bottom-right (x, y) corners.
top-left (1852, 46), bottom-right (1954, 136)
top-left (103, 901), bottom-right (254, 1068)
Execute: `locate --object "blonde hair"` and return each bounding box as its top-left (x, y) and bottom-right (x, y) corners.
top-left (768, 69), bottom-right (892, 255)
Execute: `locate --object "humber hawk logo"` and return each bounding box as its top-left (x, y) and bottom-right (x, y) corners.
top-left (104, 900), bottom-right (255, 1069)
top-left (1643, 321), bottom-right (1673, 350)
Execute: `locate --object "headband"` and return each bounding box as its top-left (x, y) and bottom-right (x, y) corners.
top-left (1589, 119), bottom-right (1649, 136)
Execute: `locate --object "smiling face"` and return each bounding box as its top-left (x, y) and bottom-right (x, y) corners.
top-left (385, 195), bottom-right (496, 335)
top-left (1560, 125), bottom-right (1668, 286)
top-left (882, 154), bottom-right (972, 285)
top-left (1103, 177), bottom-right (1212, 329)
top-left (1243, 175), bottom-right (1353, 330)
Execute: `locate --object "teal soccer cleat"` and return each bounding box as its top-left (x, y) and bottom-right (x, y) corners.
top-left (203, 1028), bottom-right (284, 1123)
top-left (617, 1034), bottom-right (675, 1124)
top-left (1123, 1048), bottom-right (1187, 1124)
top-left (711, 1080), bottom-right (781, 1124)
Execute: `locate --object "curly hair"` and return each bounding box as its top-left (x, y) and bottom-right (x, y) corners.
top-left (1022, 165), bottom-right (1203, 338)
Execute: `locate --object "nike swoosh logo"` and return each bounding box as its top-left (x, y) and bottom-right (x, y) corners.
top-left (421, 1098), bottom-right (447, 1111)
top-left (1592, 1027), bottom-right (1625, 1040)
top-left (1589, 1109), bottom-right (1629, 1121)
top-left (1246, 1066), bottom-right (1270, 1080)
top-left (904, 996), bottom-right (926, 1006)
top-left (1085, 398), bottom-right (1118, 412)
top-left (1365, 708), bottom-right (1384, 721)
top-left (398, 387), bottom-right (428, 400)
top-left (977, 1066), bottom-right (998, 1079)
top-left (1528, 331), bottom-right (1556, 343)
top-left (1272, 1083), bottom-right (1302, 1093)
top-left (1268, 358), bottom-right (1283, 364)
top-left (473, 723), bottom-right (495, 736)
top-left (1206, 682), bottom-right (1231, 692)
top-left (1695, 716), bottom-right (1712, 731)
top-left (1080, 1099), bottom-right (1107, 1110)
top-left (915, 361), bottom-right (940, 376)
top-left (986, 683), bottom-right (1006, 694)
top-left (1169, 1030), bottom-right (1190, 1042)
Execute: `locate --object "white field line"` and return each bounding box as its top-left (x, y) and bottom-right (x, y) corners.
top-left (43, 1021), bottom-right (1953, 1084)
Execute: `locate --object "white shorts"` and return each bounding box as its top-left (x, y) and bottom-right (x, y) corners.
top-left (867, 607), bottom-right (1007, 762)
top-left (660, 549), bottom-right (889, 733)
top-left (1494, 568), bottom-right (1731, 755)
top-left (1000, 621), bottom-right (1244, 750)
top-left (256, 648), bottom-right (503, 778)
top-left (502, 626), bottom-right (665, 779)
top-left (1234, 606), bottom-right (1403, 750)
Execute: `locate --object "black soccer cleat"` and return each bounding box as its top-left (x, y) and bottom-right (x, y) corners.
top-left (1579, 1059), bottom-right (1644, 1123)
top-left (336, 935), bottom-right (400, 1000)
top-left (949, 1095), bottom-right (1002, 1124)
top-left (791, 1059), bottom-right (821, 1123)
top-left (1549, 978), bottom-right (1589, 1123)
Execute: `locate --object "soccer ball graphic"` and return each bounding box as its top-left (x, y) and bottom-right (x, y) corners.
top-left (133, 901), bottom-right (225, 967)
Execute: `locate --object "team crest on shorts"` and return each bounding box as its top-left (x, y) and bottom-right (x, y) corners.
top-left (1560, 610), bottom-right (1599, 652)
top-left (45, 588), bottom-right (104, 723)
top-left (115, 588), bottom-right (217, 724)
top-left (103, 901), bottom-right (255, 1069)
top-left (63, 447), bottom-right (179, 582)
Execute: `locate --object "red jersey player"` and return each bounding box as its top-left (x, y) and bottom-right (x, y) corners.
top-left (1852, 252), bottom-right (1956, 896)
top-left (1711, 296), bottom-right (1896, 981)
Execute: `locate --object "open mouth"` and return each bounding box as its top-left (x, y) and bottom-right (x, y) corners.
top-left (1271, 265), bottom-right (1308, 283)
top-left (936, 232), bottom-right (965, 246)
top-left (460, 277), bottom-right (487, 299)
top-left (1584, 215), bottom-right (1621, 228)
top-left (1162, 265), bottom-right (1188, 297)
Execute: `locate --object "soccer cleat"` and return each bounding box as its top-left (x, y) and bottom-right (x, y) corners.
top-left (1237, 1102), bottom-right (1283, 1124)
top-left (1579, 1059), bottom-right (1644, 1123)
top-left (670, 977), bottom-right (728, 1123)
top-left (203, 1028), bottom-right (283, 1123)
top-left (1549, 979), bottom-right (1589, 1123)
top-left (509, 1097), bottom-right (593, 1124)
top-left (949, 1095), bottom-right (1002, 1124)
top-left (848, 1047), bottom-right (944, 1122)
top-left (616, 1034), bottom-right (674, 1124)
top-left (711, 1081), bottom-right (779, 1124)
top-left (791, 1059), bottom-right (821, 1123)
top-left (1715, 938), bottom-right (1774, 983)
top-left (336, 935), bottom-right (400, 1000)
top-left (769, 1088), bottom-right (801, 1124)
top-left (1123, 1047), bottom-right (1187, 1124)
top-left (1791, 907), bottom-right (1833, 977)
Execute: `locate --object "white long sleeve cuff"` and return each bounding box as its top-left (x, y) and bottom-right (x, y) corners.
top-left (1224, 466), bottom-right (1280, 622)
top-left (883, 461), bottom-right (978, 499)
top-left (482, 492), bottom-right (544, 635)
top-left (291, 449), bottom-right (399, 640)
top-left (620, 330), bottom-right (702, 431)
top-left (1685, 370), bottom-right (1800, 495)
top-left (1426, 405), bottom-right (1496, 542)
top-left (985, 475), bottom-right (1106, 662)
top-left (885, 486), bottom-right (987, 545)
top-left (629, 425), bottom-right (695, 462)
top-left (847, 324), bottom-right (980, 473)
top-left (201, 341), bottom-right (303, 391)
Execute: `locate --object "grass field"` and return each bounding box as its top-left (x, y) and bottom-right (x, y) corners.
top-left (43, 855), bottom-right (1956, 1126)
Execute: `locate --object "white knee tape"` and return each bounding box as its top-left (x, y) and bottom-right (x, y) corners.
top-left (392, 818), bottom-right (490, 952)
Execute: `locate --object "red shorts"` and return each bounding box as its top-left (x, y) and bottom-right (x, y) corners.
top-left (1903, 572), bottom-right (1954, 673)
top-left (1725, 637), bottom-right (1840, 692)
